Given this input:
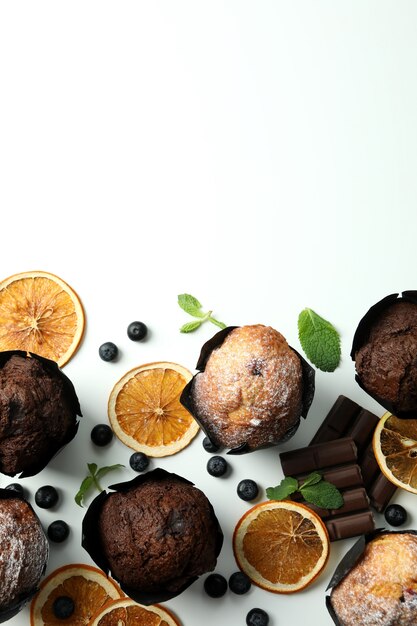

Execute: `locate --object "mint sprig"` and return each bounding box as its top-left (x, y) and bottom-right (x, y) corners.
top-left (75, 462), bottom-right (124, 507)
top-left (178, 294), bottom-right (226, 333)
top-left (298, 308), bottom-right (341, 372)
top-left (267, 472), bottom-right (344, 510)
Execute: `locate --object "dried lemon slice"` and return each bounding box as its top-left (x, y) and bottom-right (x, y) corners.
top-left (30, 563), bottom-right (123, 626)
top-left (89, 597), bottom-right (181, 626)
top-left (233, 500), bottom-right (330, 593)
top-left (373, 412), bottom-right (417, 493)
top-left (0, 270), bottom-right (85, 366)
top-left (108, 362), bottom-right (199, 457)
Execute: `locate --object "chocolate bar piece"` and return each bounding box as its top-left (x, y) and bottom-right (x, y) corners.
top-left (310, 395), bottom-right (396, 512)
top-left (325, 510), bottom-right (376, 542)
top-left (280, 437), bottom-right (375, 541)
top-left (280, 437), bottom-right (357, 476)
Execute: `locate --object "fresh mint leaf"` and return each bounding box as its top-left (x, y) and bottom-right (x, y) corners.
top-left (75, 463), bottom-right (124, 507)
top-left (95, 464), bottom-right (125, 481)
top-left (178, 293), bottom-right (226, 333)
top-left (75, 475), bottom-right (93, 507)
top-left (178, 294), bottom-right (204, 318)
top-left (266, 476), bottom-right (299, 501)
top-left (299, 472), bottom-right (322, 489)
top-left (298, 308), bottom-right (341, 372)
top-left (180, 320), bottom-right (203, 333)
top-left (87, 462), bottom-right (98, 475)
top-left (300, 480), bottom-right (344, 509)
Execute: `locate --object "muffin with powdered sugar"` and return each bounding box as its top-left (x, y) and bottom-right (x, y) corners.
top-left (0, 490), bottom-right (48, 622)
top-left (181, 325), bottom-right (315, 453)
top-left (329, 532), bottom-right (417, 626)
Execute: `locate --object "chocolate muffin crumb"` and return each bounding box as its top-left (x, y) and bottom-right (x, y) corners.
top-left (0, 354), bottom-right (79, 476)
top-left (98, 476), bottom-right (220, 594)
top-left (355, 301), bottom-right (417, 413)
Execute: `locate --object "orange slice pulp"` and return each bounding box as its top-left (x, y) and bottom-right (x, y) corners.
top-left (108, 361), bottom-right (199, 457)
top-left (0, 270), bottom-right (85, 366)
top-left (30, 563), bottom-right (123, 626)
top-left (233, 500), bottom-right (330, 593)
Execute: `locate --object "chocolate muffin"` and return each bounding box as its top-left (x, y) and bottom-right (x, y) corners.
top-left (354, 300), bottom-right (417, 415)
top-left (82, 469), bottom-right (223, 604)
top-left (0, 492), bottom-right (48, 618)
top-left (184, 325), bottom-right (314, 451)
top-left (0, 351), bottom-right (81, 477)
top-left (330, 532), bottom-right (417, 626)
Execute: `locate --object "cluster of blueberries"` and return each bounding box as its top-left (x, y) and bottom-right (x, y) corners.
top-left (99, 321), bottom-right (148, 361)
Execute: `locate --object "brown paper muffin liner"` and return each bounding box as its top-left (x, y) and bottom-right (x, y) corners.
top-left (81, 468), bottom-right (224, 605)
top-left (180, 326), bottom-right (315, 454)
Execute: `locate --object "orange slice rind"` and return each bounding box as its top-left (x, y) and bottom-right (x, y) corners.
top-left (373, 411), bottom-right (417, 493)
top-left (108, 361), bottom-right (199, 457)
top-left (30, 563), bottom-right (123, 626)
top-left (89, 597), bottom-right (181, 626)
top-left (0, 270), bottom-right (85, 367)
top-left (233, 500), bottom-right (330, 593)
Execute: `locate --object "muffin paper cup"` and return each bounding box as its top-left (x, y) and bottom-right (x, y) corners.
top-left (0, 488), bottom-right (48, 623)
top-left (325, 528), bottom-right (417, 625)
top-left (82, 468), bottom-right (224, 605)
top-left (180, 326), bottom-right (315, 454)
top-left (350, 292), bottom-right (417, 418)
top-left (0, 350), bottom-right (82, 478)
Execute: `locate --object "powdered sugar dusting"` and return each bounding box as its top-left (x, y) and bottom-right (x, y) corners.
top-left (331, 533), bottom-right (417, 625)
top-left (0, 499), bottom-right (48, 609)
top-left (193, 325), bottom-right (303, 448)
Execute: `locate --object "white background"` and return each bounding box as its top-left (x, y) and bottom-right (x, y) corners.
top-left (1, 2), bottom-right (417, 625)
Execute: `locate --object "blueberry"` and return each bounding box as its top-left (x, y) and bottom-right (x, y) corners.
top-left (207, 456), bottom-right (228, 477)
top-left (203, 573), bottom-right (227, 598)
top-left (237, 479), bottom-right (259, 501)
top-left (246, 608), bottom-right (269, 626)
top-left (53, 596), bottom-right (75, 619)
top-left (47, 520), bottom-right (70, 543)
top-left (35, 485), bottom-right (59, 509)
top-left (5, 483), bottom-right (25, 497)
top-left (129, 452), bottom-right (150, 472)
top-left (228, 571), bottom-right (251, 595)
top-left (99, 342), bottom-right (118, 362)
top-left (91, 424), bottom-right (113, 446)
top-left (202, 436), bottom-right (220, 453)
top-left (384, 504), bottom-right (408, 527)
top-left (127, 321), bottom-right (148, 341)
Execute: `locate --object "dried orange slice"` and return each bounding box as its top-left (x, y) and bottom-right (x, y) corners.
top-left (89, 597), bottom-right (181, 626)
top-left (0, 270), bottom-right (85, 366)
top-left (233, 500), bottom-right (330, 593)
top-left (108, 362), bottom-right (199, 457)
top-left (373, 412), bottom-right (417, 494)
top-left (30, 563), bottom-right (123, 626)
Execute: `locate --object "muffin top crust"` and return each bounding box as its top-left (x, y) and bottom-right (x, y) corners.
top-left (331, 533), bottom-right (417, 626)
top-left (192, 325), bottom-right (303, 449)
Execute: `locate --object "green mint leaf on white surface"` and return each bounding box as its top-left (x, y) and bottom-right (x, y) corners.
top-left (178, 294), bottom-right (205, 318)
top-left (300, 480), bottom-right (344, 509)
top-left (178, 293), bottom-right (226, 332)
top-left (95, 464), bottom-right (125, 481)
top-left (266, 476), bottom-right (299, 500)
top-left (299, 472), bottom-right (322, 489)
top-left (75, 476), bottom-right (94, 507)
top-left (298, 308), bottom-right (341, 372)
top-left (75, 463), bottom-right (124, 507)
top-left (180, 320), bottom-right (203, 333)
